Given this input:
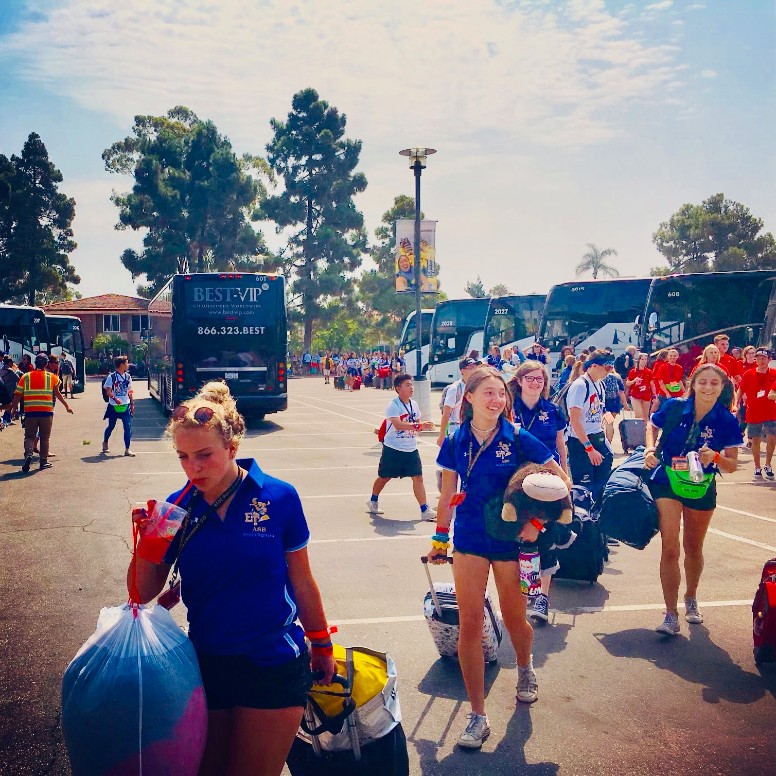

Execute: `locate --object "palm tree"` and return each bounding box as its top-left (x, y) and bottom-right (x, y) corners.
top-left (575, 244), bottom-right (619, 279)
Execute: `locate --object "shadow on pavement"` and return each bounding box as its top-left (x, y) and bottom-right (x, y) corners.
top-left (367, 513), bottom-right (427, 538)
top-left (551, 579), bottom-right (611, 611)
top-left (417, 657), bottom-right (500, 701)
top-left (595, 626), bottom-right (766, 704)
top-left (531, 621), bottom-right (574, 669)
top-left (413, 704), bottom-right (559, 776)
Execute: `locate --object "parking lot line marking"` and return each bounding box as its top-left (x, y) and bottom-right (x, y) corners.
top-left (707, 528), bottom-right (776, 552)
top-left (311, 534), bottom-right (429, 544)
top-left (715, 504), bottom-right (776, 524)
top-left (293, 398), bottom-right (381, 427)
top-left (330, 600), bottom-right (753, 626)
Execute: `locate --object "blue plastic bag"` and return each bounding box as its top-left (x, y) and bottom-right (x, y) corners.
top-left (62, 604), bottom-right (207, 775)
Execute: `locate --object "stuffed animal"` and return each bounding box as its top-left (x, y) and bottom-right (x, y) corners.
top-left (501, 464), bottom-right (573, 529)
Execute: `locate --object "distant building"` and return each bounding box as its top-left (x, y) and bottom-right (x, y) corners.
top-left (42, 294), bottom-right (171, 356)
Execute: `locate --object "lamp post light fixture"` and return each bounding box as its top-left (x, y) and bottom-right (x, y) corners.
top-left (399, 147), bottom-right (436, 383)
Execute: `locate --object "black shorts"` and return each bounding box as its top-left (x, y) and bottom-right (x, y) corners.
top-left (648, 478), bottom-right (717, 512)
top-left (196, 650), bottom-right (312, 710)
top-left (378, 445), bottom-right (422, 478)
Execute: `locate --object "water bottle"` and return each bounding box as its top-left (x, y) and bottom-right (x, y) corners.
top-left (687, 451), bottom-right (704, 483)
top-left (519, 547), bottom-right (541, 597)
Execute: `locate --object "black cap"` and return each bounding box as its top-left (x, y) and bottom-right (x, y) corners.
top-left (459, 356), bottom-right (481, 370)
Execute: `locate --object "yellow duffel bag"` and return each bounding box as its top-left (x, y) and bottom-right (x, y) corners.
top-left (299, 644), bottom-right (401, 757)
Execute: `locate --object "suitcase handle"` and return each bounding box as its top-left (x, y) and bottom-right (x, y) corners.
top-left (421, 555), bottom-right (453, 618)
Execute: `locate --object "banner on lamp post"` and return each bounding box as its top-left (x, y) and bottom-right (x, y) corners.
top-left (394, 219), bottom-right (439, 293)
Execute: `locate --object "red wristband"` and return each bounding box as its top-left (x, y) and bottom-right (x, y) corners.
top-left (435, 526), bottom-right (449, 535)
top-left (305, 626), bottom-right (338, 641)
top-left (310, 644), bottom-right (334, 656)
top-left (713, 451), bottom-right (721, 464)
top-left (529, 518), bottom-right (545, 533)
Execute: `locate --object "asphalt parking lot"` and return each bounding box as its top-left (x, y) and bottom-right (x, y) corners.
top-left (1, 377), bottom-right (775, 776)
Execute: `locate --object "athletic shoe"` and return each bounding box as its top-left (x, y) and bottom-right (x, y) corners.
top-left (606, 537), bottom-right (620, 547)
top-left (124, 449), bottom-right (135, 457)
top-left (765, 465), bottom-right (774, 480)
top-left (421, 506), bottom-right (437, 522)
top-left (529, 594), bottom-right (549, 623)
top-left (754, 468), bottom-right (763, 477)
top-left (102, 442), bottom-right (109, 454)
top-left (685, 597), bottom-right (704, 624)
top-left (457, 713), bottom-right (490, 749)
top-left (21, 455), bottom-right (33, 473)
top-left (516, 667), bottom-right (539, 704)
top-left (366, 500), bottom-right (384, 516)
top-left (656, 611), bottom-right (680, 635)
top-left (39, 461), bottom-right (53, 470)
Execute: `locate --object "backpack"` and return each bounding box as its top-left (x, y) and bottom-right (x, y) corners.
top-left (101, 373), bottom-right (118, 403)
top-left (753, 557), bottom-right (776, 665)
top-left (377, 419), bottom-right (390, 443)
top-left (552, 378), bottom-right (590, 425)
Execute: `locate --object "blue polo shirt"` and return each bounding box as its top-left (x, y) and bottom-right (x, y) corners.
top-left (513, 396), bottom-right (566, 463)
top-left (649, 398), bottom-right (743, 485)
top-left (163, 459), bottom-right (310, 666)
top-left (437, 416), bottom-right (553, 556)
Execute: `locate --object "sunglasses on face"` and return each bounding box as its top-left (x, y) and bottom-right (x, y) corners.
top-left (172, 405), bottom-right (215, 424)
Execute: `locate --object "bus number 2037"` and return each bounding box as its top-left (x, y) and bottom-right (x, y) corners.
top-left (197, 326), bottom-right (267, 335)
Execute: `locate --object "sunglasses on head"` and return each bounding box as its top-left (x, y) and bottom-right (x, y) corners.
top-left (172, 405), bottom-right (215, 424)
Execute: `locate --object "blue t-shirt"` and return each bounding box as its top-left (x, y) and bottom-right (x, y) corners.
top-left (513, 396), bottom-right (566, 464)
top-left (163, 459), bottom-right (310, 665)
top-left (649, 398), bottom-right (743, 485)
top-left (526, 352), bottom-right (548, 365)
top-left (485, 354), bottom-right (504, 369)
top-left (437, 417), bottom-right (553, 556)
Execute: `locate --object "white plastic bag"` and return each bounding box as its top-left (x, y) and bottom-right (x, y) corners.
top-left (62, 604), bottom-right (207, 775)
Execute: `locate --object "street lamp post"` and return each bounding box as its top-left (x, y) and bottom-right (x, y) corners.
top-left (399, 147), bottom-right (436, 384)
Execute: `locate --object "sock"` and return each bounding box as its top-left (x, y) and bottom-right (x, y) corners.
top-left (420, 504), bottom-right (429, 514)
top-left (370, 495), bottom-right (379, 503)
top-left (518, 655), bottom-right (534, 672)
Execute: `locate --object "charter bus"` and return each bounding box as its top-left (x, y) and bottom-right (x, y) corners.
top-left (0, 304), bottom-right (48, 363)
top-left (639, 270), bottom-right (776, 359)
top-left (148, 272), bottom-right (288, 418)
top-left (483, 294), bottom-right (547, 357)
top-left (428, 297), bottom-right (491, 385)
top-left (538, 278), bottom-right (652, 374)
top-left (398, 309), bottom-right (433, 379)
top-left (45, 314), bottom-right (85, 394)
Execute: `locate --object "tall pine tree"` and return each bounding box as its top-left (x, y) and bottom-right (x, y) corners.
top-left (0, 133), bottom-right (78, 305)
top-left (262, 88), bottom-right (367, 349)
top-left (103, 107), bottom-right (268, 295)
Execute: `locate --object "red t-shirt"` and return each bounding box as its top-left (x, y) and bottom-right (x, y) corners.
top-left (627, 367), bottom-right (655, 400)
top-left (719, 352), bottom-right (742, 379)
top-left (656, 363), bottom-right (684, 397)
top-left (739, 368), bottom-right (776, 424)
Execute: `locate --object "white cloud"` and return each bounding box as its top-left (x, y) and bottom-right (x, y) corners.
top-left (645, 0), bottom-right (673, 10)
top-left (700, 69), bottom-right (717, 78)
top-left (2, 0), bottom-right (684, 153)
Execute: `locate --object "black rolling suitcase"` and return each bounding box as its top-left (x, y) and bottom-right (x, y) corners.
top-left (554, 485), bottom-right (608, 584)
top-left (619, 418), bottom-right (646, 453)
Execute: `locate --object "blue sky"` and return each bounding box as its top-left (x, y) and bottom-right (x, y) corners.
top-left (1, 0), bottom-right (773, 299)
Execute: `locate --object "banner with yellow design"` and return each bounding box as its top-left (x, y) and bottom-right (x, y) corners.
top-left (394, 220), bottom-right (439, 293)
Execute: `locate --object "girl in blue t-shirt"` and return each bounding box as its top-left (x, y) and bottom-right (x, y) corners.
top-left (129, 382), bottom-right (336, 776)
top-left (644, 364), bottom-right (742, 637)
top-left (508, 361), bottom-right (573, 623)
top-left (431, 367), bottom-right (571, 750)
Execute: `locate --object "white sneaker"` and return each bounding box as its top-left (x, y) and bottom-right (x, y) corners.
top-left (517, 666), bottom-right (539, 703)
top-left (656, 611), bottom-right (680, 635)
top-left (685, 597), bottom-right (703, 624)
top-left (366, 500), bottom-right (384, 515)
top-left (421, 506), bottom-right (437, 522)
top-left (457, 713), bottom-right (490, 749)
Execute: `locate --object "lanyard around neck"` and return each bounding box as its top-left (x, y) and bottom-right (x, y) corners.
top-left (516, 399), bottom-right (540, 431)
top-left (463, 423), bottom-right (498, 491)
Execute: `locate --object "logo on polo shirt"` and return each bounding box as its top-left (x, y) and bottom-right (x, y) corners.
top-left (538, 410), bottom-right (549, 423)
top-left (245, 498), bottom-right (271, 532)
top-left (495, 441), bottom-right (512, 462)
top-left (699, 427), bottom-right (714, 443)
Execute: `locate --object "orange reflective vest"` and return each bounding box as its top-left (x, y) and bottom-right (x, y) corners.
top-left (14, 369), bottom-right (59, 414)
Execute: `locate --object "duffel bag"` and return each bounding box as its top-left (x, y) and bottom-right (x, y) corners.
top-left (297, 644), bottom-right (401, 755)
top-left (753, 557), bottom-right (776, 665)
top-left (600, 448), bottom-right (659, 550)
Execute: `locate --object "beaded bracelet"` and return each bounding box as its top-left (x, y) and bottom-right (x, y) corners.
top-left (431, 539), bottom-right (450, 551)
top-left (432, 533), bottom-right (450, 543)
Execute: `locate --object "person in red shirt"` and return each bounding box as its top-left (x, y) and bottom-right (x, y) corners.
top-left (738, 348), bottom-right (776, 478)
top-left (655, 347), bottom-right (686, 406)
top-left (689, 344), bottom-right (729, 378)
top-left (740, 345), bottom-right (758, 373)
top-left (714, 334), bottom-right (743, 386)
top-left (626, 352), bottom-right (657, 422)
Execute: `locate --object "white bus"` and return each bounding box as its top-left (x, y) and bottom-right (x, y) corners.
top-left (398, 309), bottom-right (433, 379)
top-left (483, 294), bottom-right (546, 357)
top-left (428, 298), bottom-right (490, 386)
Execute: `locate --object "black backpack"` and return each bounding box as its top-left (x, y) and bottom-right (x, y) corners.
top-left (552, 378), bottom-right (590, 425)
top-left (101, 373), bottom-right (118, 403)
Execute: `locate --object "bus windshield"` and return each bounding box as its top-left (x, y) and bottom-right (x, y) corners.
top-left (0, 305), bottom-right (48, 362)
top-left (430, 298), bottom-right (490, 364)
top-left (642, 271), bottom-right (776, 352)
top-left (539, 279), bottom-right (651, 356)
top-left (484, 295), bottom-right (546, 351)
top-left (45, 315), bottom-right (86, 393)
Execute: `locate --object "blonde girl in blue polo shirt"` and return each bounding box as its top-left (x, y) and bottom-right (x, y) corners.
top-left (431, 367), bottom-right (572, 749)
top-left (129, 382), bottom-right (335, 776)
